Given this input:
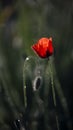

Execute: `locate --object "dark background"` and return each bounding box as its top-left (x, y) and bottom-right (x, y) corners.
top-left (0, 0), bottom-right (73, 130)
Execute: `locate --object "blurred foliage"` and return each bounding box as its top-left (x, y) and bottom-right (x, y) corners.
top-left (0, 0), bottom-right (73, 130)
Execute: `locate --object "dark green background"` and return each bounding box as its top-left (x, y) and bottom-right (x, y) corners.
top-left (0, 0), bottom-right (73, 130)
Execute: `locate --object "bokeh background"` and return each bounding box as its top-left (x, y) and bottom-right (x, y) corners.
top-left (0, 0), bottom-right (73, 130)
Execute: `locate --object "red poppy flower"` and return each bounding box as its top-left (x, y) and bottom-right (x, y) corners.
top-left (31, 37), bottom-right (54, 58)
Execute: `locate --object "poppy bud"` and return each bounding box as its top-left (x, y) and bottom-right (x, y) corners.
top-left (31, 37), bottom-right (54, 58)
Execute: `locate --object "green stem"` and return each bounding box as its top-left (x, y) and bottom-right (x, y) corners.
top-left (23, 59), bottom-right (27, 108)
top-left (49, 60), bottom-right (60, 130)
